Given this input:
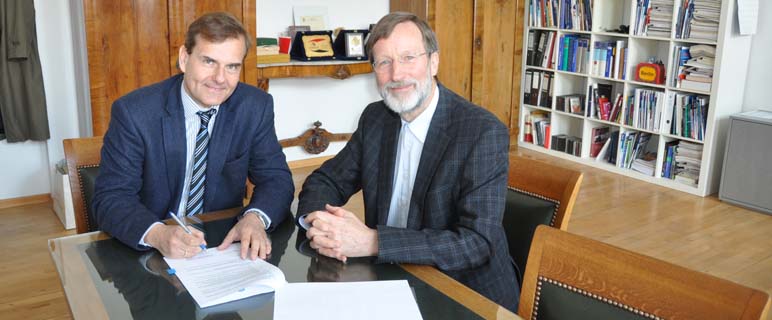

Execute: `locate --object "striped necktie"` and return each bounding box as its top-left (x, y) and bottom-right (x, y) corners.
top-left (186, 109), bottom-right (217, 216)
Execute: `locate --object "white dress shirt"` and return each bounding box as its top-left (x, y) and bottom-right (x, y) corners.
top-left (386, 85), bottom-right (439, 228)
top-left (139, 86), bottom-right (269, 247)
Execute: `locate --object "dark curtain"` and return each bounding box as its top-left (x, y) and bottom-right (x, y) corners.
top-left (0, 0), bottom-right (50, 142)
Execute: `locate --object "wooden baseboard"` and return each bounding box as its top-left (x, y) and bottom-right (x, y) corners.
top-left (287, 155), bottom-right (334, 169)
top-left (0, 194), bottom-right (51, 210)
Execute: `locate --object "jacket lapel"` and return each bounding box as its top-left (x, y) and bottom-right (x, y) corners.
top-left (203, 93), bottom-right (236, 212)
top-left (162, 78), bottom-right (187, 214)
top-left (375, 106), bottom-right (401, 226)
top-left (406, 85), bottom-right (452, 229)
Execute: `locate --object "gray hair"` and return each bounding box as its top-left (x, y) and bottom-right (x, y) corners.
top-left (366, 12), bottom-right (439, 62)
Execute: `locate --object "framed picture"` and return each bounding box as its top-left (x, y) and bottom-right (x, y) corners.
top-left (345, 32), bottom-right (365, 58)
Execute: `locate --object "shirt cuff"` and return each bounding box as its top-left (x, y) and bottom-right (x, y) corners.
top-left (243, 208), bottom-right (271, 230)
top-left (297, 214), bottom-right (311, 230)
top-left (139, 222), bottom-right (164, 247)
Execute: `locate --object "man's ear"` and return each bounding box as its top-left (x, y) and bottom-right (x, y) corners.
top-left (429, 51), bottom-right (439, 77)
top-left (178, 45), bottom-right (188, 73)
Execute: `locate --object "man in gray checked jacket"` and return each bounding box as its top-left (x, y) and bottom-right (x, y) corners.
top-left (296, 12), bottom-right (519, 312)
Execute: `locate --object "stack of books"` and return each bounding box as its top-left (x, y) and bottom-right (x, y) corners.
top-left (634, 0), bottom-right (674, 37)
top-left (256, 37), bottom-right (290, 64)
top-left (631, 152), bottom-right (657, 176)
top-left (676, 0), bottom-right (721, 41)
top-left (674, 141), bottom-right (703, 186)
top-left (560, 0), bottom-right (592, 31)
top-left (678, 45), bottom-right (715, 92)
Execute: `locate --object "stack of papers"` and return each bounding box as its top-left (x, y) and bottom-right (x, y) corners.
top-left (164, 244), bottom-right (286, 308)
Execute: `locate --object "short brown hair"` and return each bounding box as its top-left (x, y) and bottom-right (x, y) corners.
top-left (366, 12), bottom-right (439, 62)
top-left (185, 12), bottom-right (251, 58)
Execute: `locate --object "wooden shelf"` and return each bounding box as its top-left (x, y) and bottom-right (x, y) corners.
top-left (256, 60), bottom-right (373, 80)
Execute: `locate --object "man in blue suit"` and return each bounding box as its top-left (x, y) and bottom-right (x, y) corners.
top-left (297, 12), bottom-right (518, 311)
top-left (93, 12), bottom-right (293, 261)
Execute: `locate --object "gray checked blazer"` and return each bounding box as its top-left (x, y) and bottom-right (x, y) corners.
top-left (297, 84), bottom-right (519, 312)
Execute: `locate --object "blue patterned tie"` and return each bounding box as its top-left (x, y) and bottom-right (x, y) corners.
top-left (186, 109), bottom-right (217, 216)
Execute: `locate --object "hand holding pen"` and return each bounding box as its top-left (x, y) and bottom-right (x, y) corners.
top-left (169, 213), bottom-right (208, 258)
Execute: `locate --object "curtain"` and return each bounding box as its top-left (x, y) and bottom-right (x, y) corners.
top-left (0, 0), bottom-right (50, 142)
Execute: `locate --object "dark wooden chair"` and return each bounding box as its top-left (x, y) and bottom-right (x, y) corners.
top-left (519, 225), bottom-right (771, 319)
top-left (63, 136), bottom-right (104, 233)
top-left (504, 155), bottom-right (583, 287)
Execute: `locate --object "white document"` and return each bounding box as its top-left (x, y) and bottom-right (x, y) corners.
top-left (737, 0), bottom-right (759, 35)
top-left (164, 244), bottom-right (286, 308)
top-left (293, 6), bottom-right (328, 31)
top-left (274, 280), bottom-right (423, 320)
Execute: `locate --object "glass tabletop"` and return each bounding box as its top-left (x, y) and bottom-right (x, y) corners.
top-left (49, 210), bottom-right (517, 319)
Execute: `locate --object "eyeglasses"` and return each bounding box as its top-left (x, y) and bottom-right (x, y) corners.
top-left (372, 52), bottom-right (431, 73)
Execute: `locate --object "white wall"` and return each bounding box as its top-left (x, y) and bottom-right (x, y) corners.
top-left (742, 0), bottom-right (772, 112)
top-left (0, 0), bottom-right (80, 200)
top-left (257, 0), bottom-right (388, 161)
top-left (5, 2), bottom-right (767, 200)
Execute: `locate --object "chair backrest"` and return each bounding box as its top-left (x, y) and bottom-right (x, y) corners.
top-left (63, 136), bottom-right (104, 233)
top-left (504, 155), bottom-right (583, 287)
top-left (519, 225), bottom-right (771, 319)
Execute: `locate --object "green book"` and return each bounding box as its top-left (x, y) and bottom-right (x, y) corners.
top-left (256, 37), bottom-right (278, 46)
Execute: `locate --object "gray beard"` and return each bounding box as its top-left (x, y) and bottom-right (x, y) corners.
top-left (380, 72), bottom-right (433, 116)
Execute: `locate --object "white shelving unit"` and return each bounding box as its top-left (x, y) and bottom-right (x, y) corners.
top-left (519, 0), bottom-right (753, 196)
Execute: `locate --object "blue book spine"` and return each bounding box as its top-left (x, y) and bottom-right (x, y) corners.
top-left (557, 35), bottom-right (564, 70)
top-left (570, 36), bottom-right (579, 71)
top-left (604, 42), bottom-right (613, 78)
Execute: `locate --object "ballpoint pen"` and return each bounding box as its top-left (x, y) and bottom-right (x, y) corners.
top-left (169, 212), bottom-right (207, 251)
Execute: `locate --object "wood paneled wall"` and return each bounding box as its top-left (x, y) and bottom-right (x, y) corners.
top-left (84, 0), bottom-right (257, 136)
top-left (390, 0), bottom-right (523, 142)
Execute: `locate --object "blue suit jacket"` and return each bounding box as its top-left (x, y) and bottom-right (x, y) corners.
top-left (93, 74), bottom-right (294, 249)
top-left (297, 84), bottom-right (519, 311)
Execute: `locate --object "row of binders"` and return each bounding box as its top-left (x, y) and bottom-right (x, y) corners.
top-left (524, 69), bottom-right (554, 108)
top-left (526, 30), bottom-right (557, 68)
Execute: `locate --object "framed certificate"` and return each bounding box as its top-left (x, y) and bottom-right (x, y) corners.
top-left (345, 32), bottom-right (365, 58)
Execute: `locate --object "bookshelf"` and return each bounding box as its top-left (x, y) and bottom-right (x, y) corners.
top-left (519, 0), bottom-right (753, 196)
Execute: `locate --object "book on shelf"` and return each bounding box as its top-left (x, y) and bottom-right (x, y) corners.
top-left (595, 136), bottom-right (612, 162)
top-left (676, 0), bottom-right (720, 41)
top-left (560, 0), bottom-right (592, 30)
top-left (631, 152), bottom-right (657, 176)
top-left (635, 0), bottom-right (675, 37)
top-left (586, 83), bottom-right (614, 120)
top-left (631, 88), bottom-right (665, 131)
top-left (525, 69), bottom-right (554, 108)
top-left (661, 140), bottom-right (679, 179)
top-left (673, 140), bottom-right (703, 186)
top-left (552, 134), bottom-right (582, 156)
top-left (590, 41), bottom-right (626, 79)
top-left (556, 94), bottom-right (585, 113)
top-left (606, 131), bottom-right (620, 165)
top-left (667, 93), bottom-right (709, 140)
top-left (557, 34), bottom-right (590, 73)
top-left (530, 111), bottom-right (551, 148)
top-left (679, 79), bottom-right (711, 92)
top-left (529, 0), bottom-right (559, 28)
top-left (565, 136), bottom-right (582, 156)
top-left (590, 127), bottom-right (610, 158)
top-left (551, 134), bottom-right (568, 152)
top-left (257, 53), bottom-right (290, 64)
